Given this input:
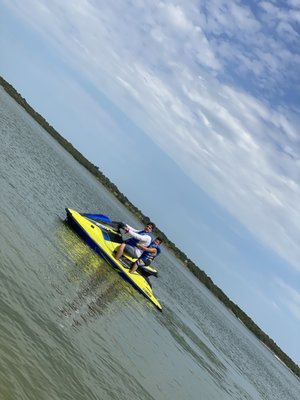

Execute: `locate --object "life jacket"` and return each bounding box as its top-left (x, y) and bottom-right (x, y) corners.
top-left (140, 242), bottom-right (161, 262)
top-left (125, 230), bottom-right (153, 247)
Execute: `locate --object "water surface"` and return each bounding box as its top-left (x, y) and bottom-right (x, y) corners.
top-left (0, 87), bottom-right (299, 399)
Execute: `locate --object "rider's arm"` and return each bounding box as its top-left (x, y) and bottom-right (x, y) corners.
top-left (125, 224), bottom-right (139, 233)
top-left (126, 228), bottom-right (152, 246)
top-left (137, 244), bottom-right (157, 254)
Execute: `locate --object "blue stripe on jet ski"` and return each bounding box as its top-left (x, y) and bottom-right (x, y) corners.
top-left (102, 232), bottom-right (110, 241)
top-left (82, 213), bottom-right (112, 223)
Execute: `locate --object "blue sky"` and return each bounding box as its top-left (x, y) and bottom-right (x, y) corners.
top-left (1, 0), bottom-right (300, 364)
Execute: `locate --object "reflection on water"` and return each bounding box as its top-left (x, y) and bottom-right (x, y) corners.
top-left (61, 274), bottom-right (122, 327)
top-left (55, 221), bottom-right (127, 326)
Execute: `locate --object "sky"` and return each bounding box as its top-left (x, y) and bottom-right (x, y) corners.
top-left (0, 0), bottom-right (300, 364)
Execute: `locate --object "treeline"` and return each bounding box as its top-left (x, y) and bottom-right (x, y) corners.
top-left (1, 75), bottom-right (299, 378)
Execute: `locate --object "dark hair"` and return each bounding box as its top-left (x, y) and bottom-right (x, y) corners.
top-left (155, 237), bottom-right (163, 243)
top-left (147, 222), bottom-right (155, 230)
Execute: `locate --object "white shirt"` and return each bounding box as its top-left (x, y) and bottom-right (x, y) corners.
top-left (125, 224), bottom-right (152, 257)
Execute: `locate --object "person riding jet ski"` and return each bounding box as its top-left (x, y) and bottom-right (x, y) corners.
top-left (114, 222), bottom-right (155, 260)
top-left (130, 237), bottom-right (163, 274)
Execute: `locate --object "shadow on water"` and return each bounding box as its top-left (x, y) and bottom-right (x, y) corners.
top-left (60, 271), bottom-right (123, 328)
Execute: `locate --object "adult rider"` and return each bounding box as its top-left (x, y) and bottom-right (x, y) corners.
top-left (114, 222), bottom-right (155, 261)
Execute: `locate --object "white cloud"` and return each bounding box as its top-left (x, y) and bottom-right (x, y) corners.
top-left (288, 0), bottom-right (300, 7)
top-left (277, 21), bottom-right (299, 40)
top-left (275, 279), bottom-right (300, 320)
top-left (271, 301), bottom-right (281, 312)
top-left (160, 3), bottom-right (193, 32)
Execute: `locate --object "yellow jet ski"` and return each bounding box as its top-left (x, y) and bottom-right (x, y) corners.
top-left (65, 208), bottom-right (162, 311)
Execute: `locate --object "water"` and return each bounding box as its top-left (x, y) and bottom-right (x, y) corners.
top-left (0, 86), bottom-right (299, 399)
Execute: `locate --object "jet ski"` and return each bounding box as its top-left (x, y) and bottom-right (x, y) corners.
top-left (65, 208), bottom-right (162, 311)
top-left (80, 212), bottom-right (159, 278)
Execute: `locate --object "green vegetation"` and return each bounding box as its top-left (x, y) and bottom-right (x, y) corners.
top-left (1, 75), bottom-right (299, 378)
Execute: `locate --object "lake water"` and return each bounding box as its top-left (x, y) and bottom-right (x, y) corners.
top-left (1, 87), bottom-right (299, 399)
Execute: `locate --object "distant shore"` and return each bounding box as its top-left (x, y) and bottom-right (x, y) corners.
top-left (1, 75), bottom-right (299, 378)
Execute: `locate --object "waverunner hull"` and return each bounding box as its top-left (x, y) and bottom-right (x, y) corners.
top-left (65, 208), bottom-right (162, 311)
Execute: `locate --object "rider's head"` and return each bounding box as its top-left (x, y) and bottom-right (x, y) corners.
top-left (145, 222), bottom-right (155, 232)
